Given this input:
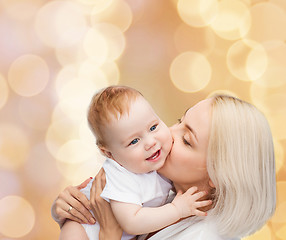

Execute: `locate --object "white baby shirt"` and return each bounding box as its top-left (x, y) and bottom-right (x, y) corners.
top-left (80, 158), bottom-right (172, 240)
top-left (101, 158), bottom-right (172, 207)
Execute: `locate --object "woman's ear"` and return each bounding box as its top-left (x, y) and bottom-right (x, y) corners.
top-left (208, 179), bottom-right (215, 188)
top-left (99, 146), bottom-right (114, 159)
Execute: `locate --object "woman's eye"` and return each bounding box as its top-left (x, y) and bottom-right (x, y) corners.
top-left (129, 138), bottom-right (139, 145)
top-left (182, 137), bottom-right (192, 147)
top-left (150, 124), bottom-right (157, 131)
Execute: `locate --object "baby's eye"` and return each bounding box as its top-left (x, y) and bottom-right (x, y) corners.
top-left (150, 124), bottom-right (158, 131)
top-left (177, 119), bottom-right (182, 124)
top-left (129, 138), bottom-right (139, 145)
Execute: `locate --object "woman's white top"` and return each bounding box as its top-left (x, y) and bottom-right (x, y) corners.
top-left (138, 216), bottom-right (241, 240)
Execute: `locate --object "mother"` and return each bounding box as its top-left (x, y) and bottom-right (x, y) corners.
top-left (52, 95), bottom-right (276, 239)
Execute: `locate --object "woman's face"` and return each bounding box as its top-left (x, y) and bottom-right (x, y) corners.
top-left (158, 98), bottom-right (212, 192)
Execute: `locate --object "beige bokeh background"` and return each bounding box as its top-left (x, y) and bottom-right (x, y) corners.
top-left (0, 0), bottom-right (285, 239)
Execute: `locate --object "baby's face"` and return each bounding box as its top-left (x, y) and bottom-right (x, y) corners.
top-left (102, 96), bottom-right (172, 174)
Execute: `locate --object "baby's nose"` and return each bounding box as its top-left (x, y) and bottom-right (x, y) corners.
top-left (145, 137), bottom-right (156, 150)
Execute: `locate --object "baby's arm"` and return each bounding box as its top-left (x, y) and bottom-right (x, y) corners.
top-left (110, 186), bottom-right (211, 235)
top-left (59, 220), bottom-right (89, 240)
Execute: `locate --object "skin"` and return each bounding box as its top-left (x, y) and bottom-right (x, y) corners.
top-left (99, 96), bottom-right (210, 235)
top-left (52, 98), bottom-right (214, 239)
top-left (158, 98), bottom-right (213, 193)
top-left (100, 96), bottom-right (172, 174)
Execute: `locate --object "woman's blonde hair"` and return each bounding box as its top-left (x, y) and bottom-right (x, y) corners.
top-left (207, 95), bottom-right (276, 238)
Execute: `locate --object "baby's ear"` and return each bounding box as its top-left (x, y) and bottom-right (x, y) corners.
top-left (99, 146), bottom-right (114, 159)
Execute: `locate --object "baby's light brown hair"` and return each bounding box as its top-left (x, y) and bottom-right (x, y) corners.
top-left (88, 85), bottom-right (143, 147)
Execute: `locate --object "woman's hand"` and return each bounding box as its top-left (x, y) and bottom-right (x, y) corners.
top-left (90, 168), bottom-right (123, 240)
top-left (51, 178), bottom-right (96, 228)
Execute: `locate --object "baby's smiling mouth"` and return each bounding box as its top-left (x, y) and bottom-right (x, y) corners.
top-left (146, 149), bottom-right (161, 161)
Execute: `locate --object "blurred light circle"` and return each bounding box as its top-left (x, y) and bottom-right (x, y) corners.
top-left (55, 65), bottom-right (78, 97)
top-left (0, 74), bottom-right (9, 109)
top-left (8, 54), bottom-right (49, 97)
top-left (174, 23), bottom-right (216, 56)
top-left (73, 156), bottom-right (105, 185)
top-left (78, 59), bottom-right (110, 85)
top-left (254, 41), bottom-right (286, 88)
top-left (242, 224), bottom-right (272, 240)
top-left (91, 0), bottom-right (133, 32)
top-left (79, 119), bottom-right (96, 145)
top-left (177, 0), bottom-right (218, 27)
top-left (227, 39), bottom-right (267, 82)
top-left (25, 143), bottom-right (61, 190)
top-left (83, 28), bottom-right (109, 65)
top-left (56, 139), bottom-right (96, 164)
top-left (0, 196), bottom-right (35, 238)
top-left (35, 1), bottom-right (88, 48)
top-left (250, 82), bottom-right (286, 115)
top-left (0, 171), bottom-right (21, 199)
top-left (18, 96), bottom-right (52, 130)
top-left (273, 139), bottom-right (284, 174)
top-left (270, 0), bottom-right (286, 12)
top-left (55, 39), bottom-right (86, 67)
top-left (275, 224), bottom-right (286, 240)
top-left (93, 23), bottom-right (126, 61)
top-left (45, 119), bottom-right (78, 158)
top-left (270, 181), bottom-right (286, 224)
top-left (100, 61), bottom-right (120, 85)
top-left (206, 89), bottom-right (238, 99)
top-left (0, 124), bottom-right (30, 170)
top-left (210, 0), bottom-right (251, 40)
top-left (125, 0), bottom-right (146, 24)
top-left (170, 51), bottom-right (212, 93)
top-left (56, 78), bottom-right (107, 121)
top-left (76, 0), bottom-right (113, 8)
top-left (268, 112), bottom-right (286, 141)
top-left (0, 0), bottom-right (41, 20)
top-left (247, 2), bottom-right (286, 42)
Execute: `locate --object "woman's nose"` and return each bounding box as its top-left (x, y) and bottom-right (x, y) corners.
top-left (169, 124), bottom-right (178, 142)
top-left (169, 123), bottom-right (178, 134)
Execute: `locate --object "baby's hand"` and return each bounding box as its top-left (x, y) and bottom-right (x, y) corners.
top-left (171, 186), bottom-right (212, 218)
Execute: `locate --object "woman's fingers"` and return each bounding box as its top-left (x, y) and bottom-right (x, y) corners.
top-left (89, 168), bottom-right (123, 237)
top-left (56, 196), bottom-right (92, 224)
top-left (59, 186), bottom-right (95, 224)
top-left (91, 169), bottom-right (106, 205)
top-left (77, 177), bottom-right (93, 190)
top-left (56, 204), bottom-right (84, 224)
top-left (96, 169), bottom-right (106, 190)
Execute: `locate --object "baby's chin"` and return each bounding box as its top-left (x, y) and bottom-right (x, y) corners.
top-left (153, 157), bottom-right (167, 172)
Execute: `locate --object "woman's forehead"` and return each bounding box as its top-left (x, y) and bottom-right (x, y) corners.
top-left (185, 98), bottom-right (212, 118)
top-left (184, 99), bottom-right (212, 141)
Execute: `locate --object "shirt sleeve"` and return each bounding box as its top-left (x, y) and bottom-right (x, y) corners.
top-left (101, 160), bottom-right (143, 205)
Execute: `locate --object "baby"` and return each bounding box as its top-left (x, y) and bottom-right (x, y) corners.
top-left (80, 86), bottom-right (209, 240)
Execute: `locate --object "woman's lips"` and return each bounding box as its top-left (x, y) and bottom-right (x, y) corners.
top-left (146, 149), bottom-right (161, 162)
